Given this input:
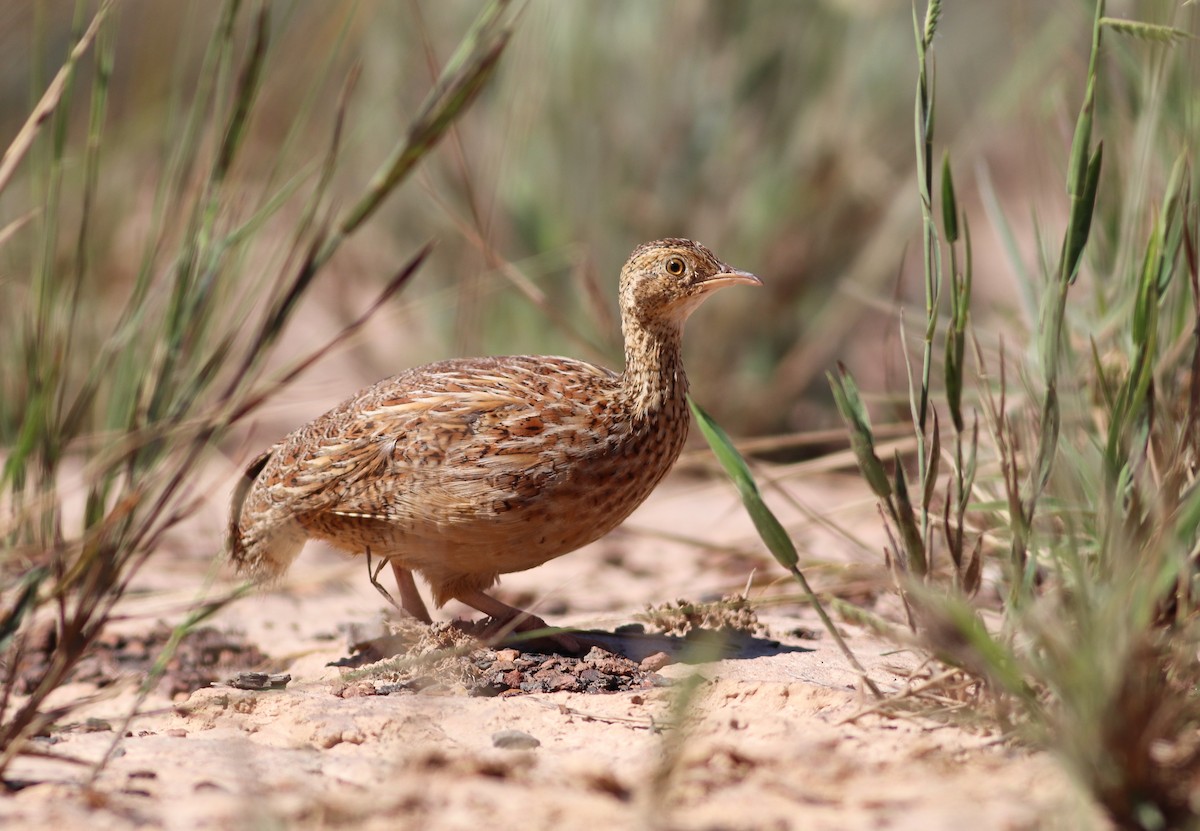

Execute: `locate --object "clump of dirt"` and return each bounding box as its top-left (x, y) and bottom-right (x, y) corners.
top-left (331, 622), bottom-right (664, 697)
top-left (468, 647), bottom-right (664, 695)
top-left (636, 594), bottom-right (767, 637)
top-left (7, 621), bottom-right (269, 698)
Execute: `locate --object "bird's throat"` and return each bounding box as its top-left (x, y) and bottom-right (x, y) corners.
top-left (619, 318), bottom-right (689, 419)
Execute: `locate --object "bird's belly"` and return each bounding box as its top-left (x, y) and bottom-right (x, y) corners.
top-left (309, 483), bottom-right (626, 568)
top-left (299, 439), bottom-right (675, 579)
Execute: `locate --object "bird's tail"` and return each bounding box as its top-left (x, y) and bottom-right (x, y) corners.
top-left (227, 449), bottom-right (309, 580)
top-left (227, 450), bottom-right (272, 569)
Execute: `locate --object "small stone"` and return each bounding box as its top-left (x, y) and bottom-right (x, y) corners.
top-left (338, 681), bottom-right (378, 698)
top-left (228, 671), bottom-right (291, 691)
top-left (543, 672), bottom-right (580, 693)
top-left (79, 718), bottom-right (113, 733)
top-left (316, 722), bottom-right (363, 749)
top-left (492, 729), bottom-right (540, 750)
top-left (230, 671), bottom-right (268, 689)
top-left (166, 728), bottom-right (188, 738)
top-left (494, 649), bottom-right (520, 662)
top-left (640, 651), bottom-right (673, 672)
top-left (591, 656), bottom-right (636, 676)
top-left (584, 646), bottom-right (614, 662)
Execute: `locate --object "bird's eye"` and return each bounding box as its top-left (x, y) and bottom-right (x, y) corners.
top-left (665, 257), bottom-right (686, 276)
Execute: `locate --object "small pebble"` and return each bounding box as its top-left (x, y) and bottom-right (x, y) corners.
top-left (492, 729), bottom-right (540, 750)
top-left (228, 671), bottom-right (291, 691)
top-left (640, 651), bottom-right (673, 672)
top-left (166, 728), bottom-right (188, 738)
top-left (337, 681), bottom-right (378, 699)
top-left (584, 646), bottom-right (613, 662)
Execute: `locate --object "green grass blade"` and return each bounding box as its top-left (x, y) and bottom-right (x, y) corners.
top-left (828, 364), bottom-right (893, 500)
top-left (333, 0), bottom-right (516, 245)
top-left (941, 150), bottom-right (959, 243)
top-left (689, 397), bottom-right (798, 570)
top-left (689, 396), bottom-right (882, 697)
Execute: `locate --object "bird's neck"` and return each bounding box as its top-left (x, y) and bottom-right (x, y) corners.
top-left (619, 315), bottom-right (688, 418)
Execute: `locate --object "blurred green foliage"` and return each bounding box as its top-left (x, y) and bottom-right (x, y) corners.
top-left (1, 1), bottom-right (1194, 442)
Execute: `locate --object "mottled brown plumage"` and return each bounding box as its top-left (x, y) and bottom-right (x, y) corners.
top-left (228, 239), bottom-right (759, 637)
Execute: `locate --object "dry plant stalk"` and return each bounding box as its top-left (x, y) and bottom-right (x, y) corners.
top-left (0, 0), bottom-right (519, 777)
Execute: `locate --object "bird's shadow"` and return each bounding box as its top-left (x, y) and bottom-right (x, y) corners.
top-left (337, 622), bottom-right (812, 669)
top-left (510, 625), bottom-right (813, 663)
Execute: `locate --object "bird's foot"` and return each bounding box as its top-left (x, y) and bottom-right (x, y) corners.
top-left (453, 588), bottom-right (590, 655)
top-left (478, 611), bottom-right (586, 655)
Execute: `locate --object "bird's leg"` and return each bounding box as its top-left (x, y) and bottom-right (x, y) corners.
top-left (391, 561), bottom-right (432, 624)
top-left (366, 549), bottom-right (397, 607)
top-left (454, 588), bottom-right (581, 653)
top-left (365, 549), bottom-right (431, 624)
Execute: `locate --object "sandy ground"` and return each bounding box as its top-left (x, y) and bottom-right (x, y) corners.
top-left (1, 466), bottom-right (1110, 830)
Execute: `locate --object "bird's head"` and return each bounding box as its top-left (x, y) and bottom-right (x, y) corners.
top-left (619, 238), bottom-right (760, 329)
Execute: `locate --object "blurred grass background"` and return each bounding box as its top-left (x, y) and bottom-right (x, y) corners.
top-left (0, 0), bottom-right (1141, 444)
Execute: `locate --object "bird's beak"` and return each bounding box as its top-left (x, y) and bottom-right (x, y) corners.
top-left (700, 266), bottom-right (762, 291)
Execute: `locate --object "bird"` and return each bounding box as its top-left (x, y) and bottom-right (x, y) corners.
top-left (227, 238), bottom-right (760, 646)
